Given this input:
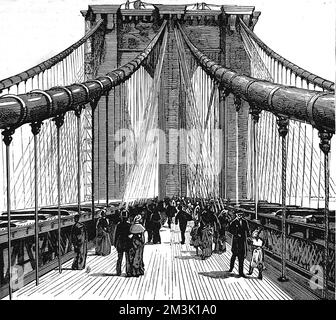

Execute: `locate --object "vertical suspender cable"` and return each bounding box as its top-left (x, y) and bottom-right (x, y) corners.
top-left (275, 128), bottom-right (281, 204)
top-left (62, 60), bottom-right (66, 86)
top-left (264, 115), bottom-right (273, 200)
top-left (57, 119), bottom-right (62, 273)
top-left (308, 128), bottom-right (314, 207)
top-left (121, 81), bottom-right (124, 196)
top-left (65, 57), bottom-right (68, 85)
top-left (295, 123), bottom-right (302, 205)
top-left (46, 69), bottom-right (49, 89)
top-left (17, 84), bottom-right (27, 208)
top-left (68, 55), bottom-right (72, 84)
top-left (254, 116), bottom-right (259, 219)
top-left (301, 125), bottom-right (307, 207)
top-left (106, 93), bottom-right (109, 206)
top-left (218, 87), bottom-right (225, 198)
top-left (76, 107), bottom-right (81, 216)
top-left (34, 127), bottom-right (39, 285)
top-left (119, 84), bottom-right (122, 195)
top-left (247, 114), bottom-right (253, 200)
top-left (318, 149), bottom-right (322, 209)
top-left (270, 117), bottom-right (278, 203)
top-left (235, 98), bottom-right (240, 206)
top-left (258, 112), bottom-right (267, 199)
top-left (260, 113), bottom-right (269, 200)
top-left (97, 96), bottom-right (100, 203)
top-left (113, 86), bottom-right (116, 195)
top-left (289, 123), bottom-right (295, 204)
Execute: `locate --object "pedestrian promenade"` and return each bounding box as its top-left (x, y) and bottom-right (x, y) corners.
top-left (6, 222), bottom-right (315, 300)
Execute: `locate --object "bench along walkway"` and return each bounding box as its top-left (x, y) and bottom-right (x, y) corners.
top-left (8, 222), bottom-right (317, 300)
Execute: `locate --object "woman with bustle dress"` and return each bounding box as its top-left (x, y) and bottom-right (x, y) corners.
top-left (190, 203), bottom-right (202, 255)
top-left (198, 209), bottom-right (215, 259)
top-left (213, 209), bottom-right (227, 254)
top-left (128, 214), bottom-right (146, 277)
top-left (109, 209), bottom-right (121, 246)
top-left (95, 209), bottom-right (112, 256)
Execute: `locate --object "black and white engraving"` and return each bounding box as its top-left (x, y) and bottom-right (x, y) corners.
top-left (0, 0), bottom-right (334, 303)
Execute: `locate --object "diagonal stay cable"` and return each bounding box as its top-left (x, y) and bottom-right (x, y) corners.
top-left (174, 26), bottom-right (217, 192)
top-left (122, 26), bottom-right (168, 203)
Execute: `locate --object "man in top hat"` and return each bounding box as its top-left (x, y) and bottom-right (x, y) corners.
top-left (151, 203), bottom-right (162, 244)
top-left (71, 214), bottom-right (88, 270)
top-left (175, 205), bottom-right (192, 244)
top-left (144, 203), bottom-right (154, 243)
top-left (166, 199), bottom-right (177, 229)
top-left (114, 210), bottom-right (131, 276)
top-left (228, 210), bottom-right (250, 277)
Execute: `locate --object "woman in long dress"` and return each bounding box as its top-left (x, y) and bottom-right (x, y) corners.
top-left (190, 204), bottom-right (202, 255)
top-left (109, 209), bottom-right (121, 246)
top-left (214, 209), bottom-right (227, 254)
top-left (95, 209), bottom-right (112, 256)
top-left (128, 214), bottom-right (146, 277)
top-left (199, 209), bottom-right (214, 259)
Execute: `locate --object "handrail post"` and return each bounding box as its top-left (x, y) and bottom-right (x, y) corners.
top-left (2, 127), bottom-right (15, 300)
top-left (276, 116), bottom-right (289, 282)
top-left (30, 121), bottom-right (43, 286)
top-left (318, 129), bottom-right (333, 300)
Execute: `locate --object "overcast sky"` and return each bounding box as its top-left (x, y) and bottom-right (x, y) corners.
top-left (0, 0), bottom-right (334, 81)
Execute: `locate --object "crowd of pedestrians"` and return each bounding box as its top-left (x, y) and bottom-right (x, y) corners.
top-left (70, 196), bottom-right (265, 280)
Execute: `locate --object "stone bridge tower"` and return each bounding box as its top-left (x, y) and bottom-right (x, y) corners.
top-left (81, 2), bottom-right (260, 201)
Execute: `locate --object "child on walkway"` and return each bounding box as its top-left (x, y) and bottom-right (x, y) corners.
top-left (247, 226), bottom-right (264, 280)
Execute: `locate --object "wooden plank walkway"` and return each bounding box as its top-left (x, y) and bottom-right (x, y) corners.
top-left (5, 222), bottom-right (307, 300)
